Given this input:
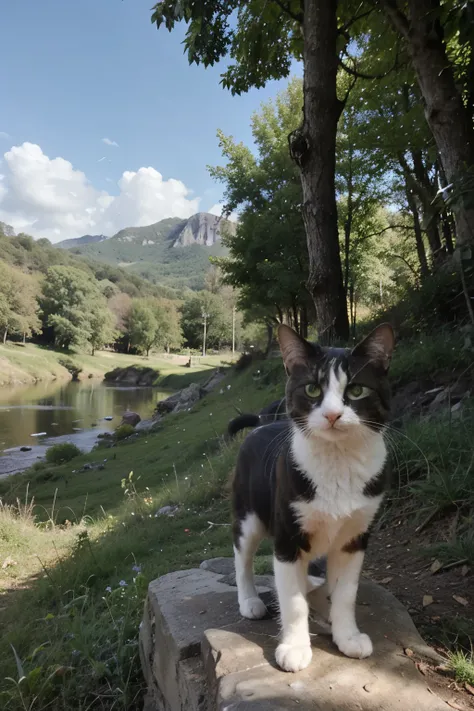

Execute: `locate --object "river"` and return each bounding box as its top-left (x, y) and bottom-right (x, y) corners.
top-left (0, 379), bottom-right (170, 478)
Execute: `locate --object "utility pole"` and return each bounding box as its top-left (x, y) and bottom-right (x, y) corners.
top-left (232, 306), bottom-right (236, 356)
top-left (202, 311), bottom-right (210, 356)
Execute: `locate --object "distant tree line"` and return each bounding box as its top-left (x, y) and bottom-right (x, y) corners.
top-left (0, 230), bottom-right (249, 355)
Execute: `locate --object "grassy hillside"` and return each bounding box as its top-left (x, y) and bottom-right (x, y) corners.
top-left (0, 342), bottom-right (222, 386)
top-left (66, 216), bottom-right (230, 290)
top-left (0, 334), bottom-right (473, 709)
top-left (0, 230), bottom-right (177, 300)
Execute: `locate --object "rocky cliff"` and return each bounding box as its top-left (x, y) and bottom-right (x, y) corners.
top-left (171, 213), bottom-right (236, 248)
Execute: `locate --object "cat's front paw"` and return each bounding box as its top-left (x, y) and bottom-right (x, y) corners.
top-left (275, 643), bottom-right (312, 672)
top-left (239, 596), bottom-right (267, 619)
top-left (334, 632), bottom-right (373, 659)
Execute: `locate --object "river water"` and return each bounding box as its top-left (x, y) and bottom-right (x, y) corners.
top-left (0, 380), bottom-right (170, 478)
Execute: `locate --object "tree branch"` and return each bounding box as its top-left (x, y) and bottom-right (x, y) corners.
top-left (377, 0), bottom-right (410, 39)
top-left (389, 253), bottom-right (419, 277)
top-left (356, 224), bottom-right (416, 243)
top-left (339, 75), bottom-right (358, 108)
top-left (339, 53), bottom-right (399, 80)
top-left (271, 0), bottom-right (303, 23)
top-left (338, 6), bottom-right (374, 36)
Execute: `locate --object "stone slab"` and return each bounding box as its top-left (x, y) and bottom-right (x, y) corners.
top-left (141, 563), bottom-right (445, 711)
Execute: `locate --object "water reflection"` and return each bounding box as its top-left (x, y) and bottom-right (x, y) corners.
top-left (0, 380), bottom-right (169, 475)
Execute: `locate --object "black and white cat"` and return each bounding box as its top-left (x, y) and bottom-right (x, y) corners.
top-left (231, 323), bottom-right (394, 673)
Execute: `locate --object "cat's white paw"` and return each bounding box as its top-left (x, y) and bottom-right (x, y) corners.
top-left (275, 643), bottom-right (312, 672)
top-left (307, 575), bottom-right (325, 592)
top-left (239, 596), bottom-right (267, 619)
top-left (334, 632), bottom-right (373, 659)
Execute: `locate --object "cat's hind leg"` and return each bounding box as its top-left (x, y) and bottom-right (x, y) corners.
top-left (233, 513), bottom-right (267, 619)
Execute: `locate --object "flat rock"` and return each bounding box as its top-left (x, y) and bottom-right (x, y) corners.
top-left (140, 563), bottom-right (445, 711)
top-left (200, 557), bottom-right (236, 576)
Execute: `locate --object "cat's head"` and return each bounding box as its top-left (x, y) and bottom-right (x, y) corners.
top-left (278, 324), bottom-right (395, 442)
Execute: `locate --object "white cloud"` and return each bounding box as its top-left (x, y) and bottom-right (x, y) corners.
top-left (0, 142), bottom-right (200, 242)
top-left (0, 131), bottom-right (11, 140)
top-left (102, 137), bottom-right (119, 147)
top-left (208, 202), bottom-right (239, 223)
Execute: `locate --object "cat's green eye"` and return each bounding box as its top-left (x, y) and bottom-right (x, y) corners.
top-left (346, 384), bottom-right (370, 400)
top-left (304, 383), bottom-right (322, 399)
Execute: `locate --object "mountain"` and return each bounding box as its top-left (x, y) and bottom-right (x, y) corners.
top-left (172, 212), bottom-right (234, 247)
top-left (59, 213), bottom-right (236, 291)
top-left (57, 234), bottom-right (108, 249)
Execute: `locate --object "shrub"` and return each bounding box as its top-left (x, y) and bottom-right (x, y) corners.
top-left (114, 424), bottom-right (135, 441)
top-left (58, 357), bottom-right (83, 381)
top-left (45, 443), bottom-right (82, 465)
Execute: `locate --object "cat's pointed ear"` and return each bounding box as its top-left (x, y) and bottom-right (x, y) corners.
top-left (278, 324), bottom-right (319, 373)
top-left (352, 323), bottom-right (395, 371)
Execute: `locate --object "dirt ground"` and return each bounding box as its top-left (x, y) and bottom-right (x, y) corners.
top-left (366, 508), bottom-right (474, 709)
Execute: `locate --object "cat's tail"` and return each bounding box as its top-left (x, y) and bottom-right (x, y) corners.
top-left (227, 413), bottom-right (261, 438)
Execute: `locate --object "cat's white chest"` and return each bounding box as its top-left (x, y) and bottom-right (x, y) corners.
top-left (291, 427), bottom-right (387, 521)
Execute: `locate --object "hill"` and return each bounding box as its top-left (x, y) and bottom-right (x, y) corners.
top-left (59, 212), bottom-right (236, 290)
top-left (56, 233), bottom-right (108, 249)
top-left (0, 227), bottom-right (176, 301)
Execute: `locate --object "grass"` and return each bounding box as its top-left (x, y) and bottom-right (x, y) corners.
top-left (447, 650), bottom-right (474, 686)
top-left (388, 329), bottom-right (472, 386)
top-left (0, 341), bottom-right (224, 386)
top-left (386, 402), bottom-right (474, 509)
top-left (427, 529), bottom-right (474, 567)
top-left (0, 356), bottom-right (283, 710)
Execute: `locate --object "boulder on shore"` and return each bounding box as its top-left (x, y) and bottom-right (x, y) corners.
top-left (121, 411), bottom-right (141, 427)
top-left (104, 365), bottom-right (158, 386)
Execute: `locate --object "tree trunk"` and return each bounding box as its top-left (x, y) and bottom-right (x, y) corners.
top-left (349, 282), bottom-right (355, 338)
top-left (441, 212), bottom-right (455, 254)
top-left (399, 155), bottom-right (429, 278)
top-left (290, 0), bottom-right (349, 344)
top-left (385, 0), bottom-right (474, 246)
top-left (411, 150), bottom-right (444, 264)
top-left (291, 302), bottom-right (300, 335)
top-left (264, 322), bottom-right (274, 357)
top-left (343, 144), bottom-right (354, 298)
top-left (3, 328), bottom-right (7, 344)
top-left (343, 219), bottom-right (351, 298)
top-left (23, 332), bottom-right (26, 345)
top-left (300, 305), bottom-right (308, 339)
top-left (406, 187), bottom-right (429, 279)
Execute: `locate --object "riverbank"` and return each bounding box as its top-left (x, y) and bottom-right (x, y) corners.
top-left (0, 333), bottom-right (473, 710)
top-left (0, 342), bottom-right (223, 386)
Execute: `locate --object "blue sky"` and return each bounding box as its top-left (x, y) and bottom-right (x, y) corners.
top-left (0, 0), bottom-right (300, 241)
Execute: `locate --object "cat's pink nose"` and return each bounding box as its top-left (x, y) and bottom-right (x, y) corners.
top-left (324, 412), bottom-right (342, 426)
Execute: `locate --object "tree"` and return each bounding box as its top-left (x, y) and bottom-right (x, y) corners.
top-left (152, 0), bottom-right (356, 341)
top-left (40, 266), bottom-right (111, 350)
top-left (180, 291), bottom-right (231, 350)
top-left (379, 0), bottom-right (474, 248)
top-left (89, 306), bottom-right (117, 355)
top-left (125, 301), bottom-right (158, 356)
top-left (108, 292), bottom-right (133, 333)
top-left (210, 79), bottom-right (313, 336)
top-left (146, 297), bottom-right (183, 352)
top-left (0, 262), bottom-right (41, 343)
